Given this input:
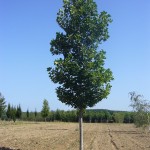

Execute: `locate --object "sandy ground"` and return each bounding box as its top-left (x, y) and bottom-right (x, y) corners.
top-left (0, 121), bottom-right (150, 150)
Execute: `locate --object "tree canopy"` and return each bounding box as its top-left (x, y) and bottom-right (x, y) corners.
top-left (47, 0), bottom-right (113, 110)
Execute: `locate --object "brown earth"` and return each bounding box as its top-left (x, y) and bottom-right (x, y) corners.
top-left (0, 121), bottom-right (150, 150)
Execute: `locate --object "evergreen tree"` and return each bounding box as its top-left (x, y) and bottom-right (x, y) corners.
top-left (26, 109), bottom-right (29, 118)
top-left (48, 1), bottom-right (113, 149)
top-left (41, 99), bottom-right (50, 121)
top-left (0, 92), bottom-right (6, 118)
top-left (6, 103), bottom-right (11, 120)
top-left (34, 108), bottom-right (37, 118)
top-left (11, 106), bottom-right (16, 122)
top-left (16, 104), bottom-right (22, 119)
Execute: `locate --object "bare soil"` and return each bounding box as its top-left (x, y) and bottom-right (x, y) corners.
top-left (0, 121), bottom-right (150, 150)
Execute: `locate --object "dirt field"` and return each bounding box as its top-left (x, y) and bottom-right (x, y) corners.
top-left (0, 121), bottom-right (150, 150)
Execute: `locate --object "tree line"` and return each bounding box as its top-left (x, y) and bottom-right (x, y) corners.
top-left (3, 109), bottom-right (135, 124)
top-left (0, 92), bottom-right (149, 127)
top-left (0, 93), bottom-right (133, 123)
top-left (22, 108), bottom-right (134, 123)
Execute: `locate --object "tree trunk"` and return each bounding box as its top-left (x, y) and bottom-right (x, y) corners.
top-left (79, 109), bottom-right (83, 150)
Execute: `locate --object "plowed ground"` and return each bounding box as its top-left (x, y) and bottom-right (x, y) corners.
top-left (0, 121), bottom-right (150, 150)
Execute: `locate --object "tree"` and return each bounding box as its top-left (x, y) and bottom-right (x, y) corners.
top-left (99, 111), bottom-right (105, 123)
top-left (113, 112), bottom-right (125, 123)
top-left (47, 0), bottom-right (113, 149)
top-left (0, 92), bottom-right (6, 118)
top-left (6, 103), bottom-right (22, 121)
top-left (41, 99), bottom-right (50, 122)
top-left (129, 91), bottom-right (150, 128)
top-left (26, 109), bottom-right (29, 118)
top-left (6, 103), bottom-right (11, 120)
top-left (105, 111), bottom-right (112, 123)
top-left (11, 106), bottom-right (16, 122)
top-left (55, 109), bottom-right (61, 121)
top-left (34, 108), bottom-right (37, 120)
top-left (124, 112), bottom-right (134, 123)
top-left (16, 104), bottom-right (22, 119)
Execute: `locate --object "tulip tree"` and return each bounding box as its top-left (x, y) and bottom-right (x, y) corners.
top-left (47, 0), bottom-right (113, 149)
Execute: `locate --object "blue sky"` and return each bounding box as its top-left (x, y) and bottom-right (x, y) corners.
top-left (0, 0), bottom-right (150, 112)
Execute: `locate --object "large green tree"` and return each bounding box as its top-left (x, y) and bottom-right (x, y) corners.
top-left (0, 92), bottom-right (6, 118)
top-left (41, 99), bottom-right (50, 121)
top-left (47, 0), bottom-right (113, 149)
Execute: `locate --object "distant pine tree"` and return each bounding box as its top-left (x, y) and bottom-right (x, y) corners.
top-left (11, 106), bottom-right (16, 122)
top-left (0, 92), bottom-right (6, 118)
top-left (6, 103), bottom-right (11, 120)
top-left (26, 109), bottom-right (29, 118)
top-left (16, 104), bottom-right (22, 119)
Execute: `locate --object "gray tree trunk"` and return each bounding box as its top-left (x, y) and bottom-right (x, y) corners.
top-left (79, 109), bottom-right (83, 150)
